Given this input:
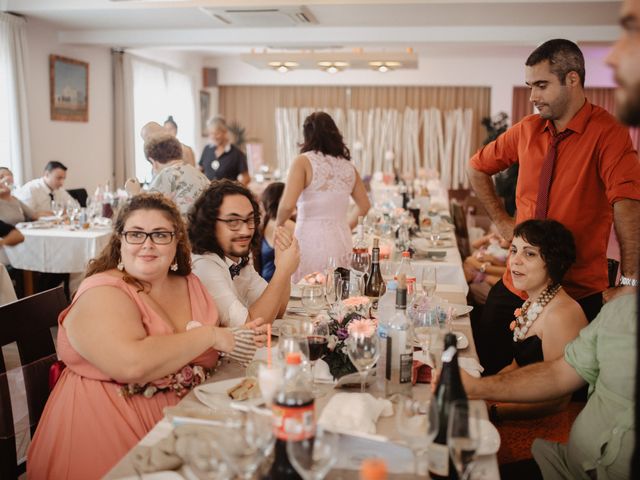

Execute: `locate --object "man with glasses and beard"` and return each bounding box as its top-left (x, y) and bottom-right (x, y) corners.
top-left (187, 180), bottom-right (299, 327)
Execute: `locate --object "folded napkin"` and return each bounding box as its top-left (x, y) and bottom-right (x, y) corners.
top-left (313, 358), bottom-right (335, 384)
top-left (412, 351), bottom-right (484, 378)
top-left (318, 392), bottom-right (393, 436)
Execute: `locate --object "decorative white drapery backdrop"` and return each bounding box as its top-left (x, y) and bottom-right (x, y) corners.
top-left (0, 13), bottom-right (31, 185)
top-left (275, 107), bottom-right (472, 189)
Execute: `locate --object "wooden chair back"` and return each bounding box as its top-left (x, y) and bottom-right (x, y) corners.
top-left (0, 286), bottom-right (68, 479)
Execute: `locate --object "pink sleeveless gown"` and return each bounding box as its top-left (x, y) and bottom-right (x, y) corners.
top-left (27, 272), bottom-right (220, 480)
top-left (293, 151), bottom-right (356, 282)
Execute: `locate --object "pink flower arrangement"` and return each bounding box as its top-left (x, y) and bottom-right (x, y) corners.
top-left (347, 318), bottom-right (377, 338)
top-left (119, 364), bottom-right (212, 399)
top-left (341, 296), bottom-right (371, 317)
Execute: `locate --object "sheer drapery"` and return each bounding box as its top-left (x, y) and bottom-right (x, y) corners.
top-left (512, 86), bottom-right (639, 149)
top-left (0, 13), bottom-right (31, 185)
top-left (112, 50), bottom-right (135, 188)
top-left (219, 85), bottom-right (490, 187)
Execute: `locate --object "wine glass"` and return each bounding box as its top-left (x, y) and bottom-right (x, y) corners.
top-left (338, 275), bottom-right (364, 299)
top-left (278, 324), bottom-right (311, 366)
top-left (301, 285), bottom-right (325, 318)
top-left (430, 223), bottom-right (442, 246)
top-left (286, 427), bottom-right (339, 480)
top-left (325, 273), bottom-right (341, 313)
top-left (420, 266), bottom-right (437, 298)
top-left (346, 331), bottom-right (380, 392)
top-left (448, 400), bottom-right (482, 480)
top-left (412, 309), bottom-right (443, 368)
top-left (307, 321), bottom-right (329, 365)
top-left (215, 407), bottom-right (275, 480)
top-left (351, 248), bottom-right (371, 281)
top-left (395, 396), bottom-right (439, 475)
top-left (51, 200), bottom-right (64, 220)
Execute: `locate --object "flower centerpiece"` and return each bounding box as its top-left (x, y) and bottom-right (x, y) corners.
top-left (319, 303), bottom-right (378, 380)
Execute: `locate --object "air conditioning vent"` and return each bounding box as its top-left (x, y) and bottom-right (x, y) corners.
top-left (200, 6), bottom-right (317, 27)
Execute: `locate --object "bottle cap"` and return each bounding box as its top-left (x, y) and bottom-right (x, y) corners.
top-left (360, 458), bottom-right (387, 480)
top-left (286, 352), bottom-right (302, 365)
top-left (373, 237), bottom-right (379, 248)
top-left (402, 251), bottom-right (410, 258)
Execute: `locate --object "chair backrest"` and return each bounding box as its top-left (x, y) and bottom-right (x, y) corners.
top-left (0, 286), bottom-right (68, 479)
top-left (450, 199), bottom-right (470, 259)
top-left (66, 188), bottom-right (88, 207)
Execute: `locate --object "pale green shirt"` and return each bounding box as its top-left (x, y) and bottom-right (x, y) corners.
top-left (148, 162), bottom-right (209, 217)
top-left (533, 293), bottom-right (636, 479)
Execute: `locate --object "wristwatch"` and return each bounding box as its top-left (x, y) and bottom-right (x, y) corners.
top-left (619, 276), bottom-right (639, 287)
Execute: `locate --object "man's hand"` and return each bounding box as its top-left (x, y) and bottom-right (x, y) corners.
top-left (244, 317), bottom-right (269, 347)
top-left (273, 226), bottom-right (293, 251)
top-left (495, 216), bottom-right (516, 242)
top-left (603, 285), bottom-right (637, 303)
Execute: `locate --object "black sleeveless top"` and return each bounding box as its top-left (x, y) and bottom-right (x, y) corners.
top-left (513, 335), bottom-right (543, 367)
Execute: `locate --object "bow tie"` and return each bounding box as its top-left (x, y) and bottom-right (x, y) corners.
top-left (229, 258), bottom-right (248, 279)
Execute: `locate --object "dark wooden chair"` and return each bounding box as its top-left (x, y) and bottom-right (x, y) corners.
top-left (0, 286), bottom-right (68, 479)
top-left (66, 188), bottom-right (88, 208)
top-left (450, 199), bottom-right (471, 259)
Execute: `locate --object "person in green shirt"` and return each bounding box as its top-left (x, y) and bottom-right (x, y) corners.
top-left (462, 293), bottom-right (636, 479)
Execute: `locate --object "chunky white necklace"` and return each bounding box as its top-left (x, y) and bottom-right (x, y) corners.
top-left (512, 284), bottom-right (562, 342)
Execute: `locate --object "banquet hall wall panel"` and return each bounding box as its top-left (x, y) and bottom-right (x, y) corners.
top-left (219, 85), bottom-right (490, 173)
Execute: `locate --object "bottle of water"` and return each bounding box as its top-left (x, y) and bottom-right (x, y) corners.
top-left (376, 280), bottom-right (397, 395)
top-left (386, 274), bottom-right (413, 396)
top-left (395, 251), bottom-right (416, 298)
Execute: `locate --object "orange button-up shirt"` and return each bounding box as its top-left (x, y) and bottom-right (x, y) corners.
top-left (471, 101), bottom-right (640, 300)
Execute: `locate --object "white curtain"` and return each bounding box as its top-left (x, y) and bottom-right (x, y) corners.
top-left (0, 13), bottom-right (31, 185)
top-left (112, 49), bottom-right (135, 188)
top-left (275, 106), bottom-right (472, 188)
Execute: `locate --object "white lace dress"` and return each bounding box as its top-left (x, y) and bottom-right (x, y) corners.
top-left (293, 151), bottom-right (356, 282)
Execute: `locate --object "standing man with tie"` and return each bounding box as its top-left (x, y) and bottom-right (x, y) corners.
top-left (468, 39), bottom-right (640, 375)
top-left (187, 179), bottom-right (299, 327)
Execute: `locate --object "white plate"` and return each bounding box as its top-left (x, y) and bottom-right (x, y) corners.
top-left (477, 418), bottom-right (501, 455)
top-left (39, 215), bottom-right (60, 222)
top-left (194, 377), bottom-right (261, 410)
top-left (450, 303), bottom-right (474, 317)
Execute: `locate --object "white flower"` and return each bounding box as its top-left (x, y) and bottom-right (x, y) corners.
top-left (328, 334), bottom-right (338, 351)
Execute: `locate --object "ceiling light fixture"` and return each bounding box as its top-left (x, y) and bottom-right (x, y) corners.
top-left (268, 61), bottom-right (298, 73)
top-left (318, 61), bottom-right (349, 73)
top-left (369, 61), bottom-right (402, 72)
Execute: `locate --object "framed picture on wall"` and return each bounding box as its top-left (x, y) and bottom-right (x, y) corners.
top-left (200, 90), bottom-right (211, 137)
top-left (49, 54), bottom-right (89, 122)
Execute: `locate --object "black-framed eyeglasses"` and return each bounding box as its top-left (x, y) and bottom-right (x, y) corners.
top-left (216, 216), bottom-right (258, 231)
top-left (121, 231), bottom-right (176, 245)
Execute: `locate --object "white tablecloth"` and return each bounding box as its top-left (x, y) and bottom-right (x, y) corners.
top-left (0, 264), bottom-right (17, 305)
top-left (4, 227), bottom-right (111, 273)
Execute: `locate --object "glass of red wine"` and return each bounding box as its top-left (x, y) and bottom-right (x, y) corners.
top-left (307, 321), bottom-right (329, 364)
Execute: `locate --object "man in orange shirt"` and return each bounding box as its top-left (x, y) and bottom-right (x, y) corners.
top-left (468, 39), bottom-right (640, 375)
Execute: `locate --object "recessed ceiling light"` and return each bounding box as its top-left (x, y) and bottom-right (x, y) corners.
top-left (277, 65), bottom-right (289, 73)
top-left (378, 65), bottom-right (389, 73)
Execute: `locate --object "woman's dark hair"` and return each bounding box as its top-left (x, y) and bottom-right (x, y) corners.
top-left (513, 219), bottom-right (576, 284)
top-left (300, 111), bottom-right (351, 160)
top-left (86, 193), bottom-right (191, 291)
top-left (164, 115), bottom-right (178, 131)
top-left (188, 179), bottom-right (261, 258)
top-left (260, 182), bottom-right (285, 231)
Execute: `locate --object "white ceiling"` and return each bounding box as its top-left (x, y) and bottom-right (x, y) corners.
top-left (3, 0), bottom-right (622, 56)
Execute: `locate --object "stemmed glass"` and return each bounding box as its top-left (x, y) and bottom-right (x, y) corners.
top-left (278, 324), bottom-right (311, 366)
top-left (337, 276), bottom-right (364, 300)
top-left (287, 427), bottom-right (340, 480)
top-left (420, 266), bottom-right (437, 299)
top-left (395, 396), bottom-right (439, 475)
top-left (412, 309), bottom-right (443, 370)
top-left (448, 400), bottom-right (482, 480)
top-left (351, 250), bottom-right (371, 281)
top-left (51, 200), bottom-right (64, 220)
top-left (346, 331), bottom-right (380, 392)
top-left (301, 285), bottom-right (326, 319)
top-left (307, 321), bottom-right (329, 366)
top-left (325, 272), bottom-right (341, 314)
top-left (215, 407), bottom-right (275, 480)
top-left (430, 223), bottom-right (442, 246)
top-left (67, 199), bottom-right (81, 226)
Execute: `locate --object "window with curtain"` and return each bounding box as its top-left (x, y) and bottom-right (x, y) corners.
top-left (131, 57), bottom-right (196, 183)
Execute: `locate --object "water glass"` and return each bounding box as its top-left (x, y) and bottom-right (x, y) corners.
top-left (420, 266), bottom-right (437, 298)
top-left (51, 200), bottom-right (64, 219)
top-left (448, 400), bottom-right (482, 480)
top-left (287, 427), bottom-right (339, 480)
top-left (278, 324), bottom-right (311, 366)
top-left (430, 223), bottom-right (441, 245)
top-left (301, 285), bottom-right (325, 318)
top-left (346, 333), bottom-right (380, 392)
top-left (395, 396), bottom-right (439, 475)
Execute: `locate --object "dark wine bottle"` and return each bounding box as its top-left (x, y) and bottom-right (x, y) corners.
top-left (428, 333), bottom-right (467, 480)
top-left (364, 238), bottom-right (386, 308)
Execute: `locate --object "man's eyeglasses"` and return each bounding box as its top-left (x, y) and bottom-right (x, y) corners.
top-left (216, 216), bottom-right (258, 231)
top-left (121, 231), bottom-right (176, 245)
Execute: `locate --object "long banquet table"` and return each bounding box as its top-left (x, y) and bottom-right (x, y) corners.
top-left (104, 283), bottom-right (499, 480)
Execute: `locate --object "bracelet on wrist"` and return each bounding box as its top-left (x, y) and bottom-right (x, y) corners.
top-left (619, 276), bottom-right (639, 287)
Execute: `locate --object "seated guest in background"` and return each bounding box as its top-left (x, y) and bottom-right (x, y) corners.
top-left (0, 219), bottom-right (24, 247)
top-left (462, 292), bottom-right (635, 479)
top-left (145, 133), bottom-right (210, 217)
top-left (276, 111), bottom-right (370, 282)
top-left (479, 219), bottom-right (587, 466)
top-left (15, 160), bottom-right (74, 213)
top-left (0, 167), bottom-right (40, 224)
top-left (199, 116), bottom-right (250, 186)
top-left (463, 230), bottom-right (509, 305)
top-left (258, 181), bottom-right (295, 282)
top-left (163, 115), bottom-right (196, 167)
top-left (27, 193), bottom-right (267, 480)
top-left (188, 180), bottom-right (299, 327)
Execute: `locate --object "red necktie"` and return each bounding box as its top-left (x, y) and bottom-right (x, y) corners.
top-left (534, 128), bottom-right (573, 219)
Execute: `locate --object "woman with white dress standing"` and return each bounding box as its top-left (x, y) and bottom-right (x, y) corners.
top-left (276, 112), bottom-right (370, 282)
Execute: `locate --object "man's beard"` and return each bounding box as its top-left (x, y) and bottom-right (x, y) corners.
top-left (616, 82), bottom-right (640, 127)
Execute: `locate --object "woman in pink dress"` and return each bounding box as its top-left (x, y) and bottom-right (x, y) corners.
top-left (27, 193), bottom-right (267, 480)
top-left (276, 112), bottom-right (370, 282)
